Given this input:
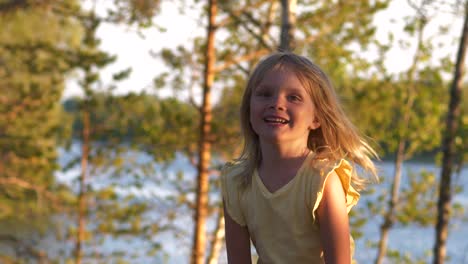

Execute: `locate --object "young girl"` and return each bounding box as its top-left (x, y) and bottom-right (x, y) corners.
top-left (221, 52), bottom-right (378, 264)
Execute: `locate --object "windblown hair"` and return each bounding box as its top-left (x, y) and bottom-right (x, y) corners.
top-left (235, 52), bottom-right (378, 190)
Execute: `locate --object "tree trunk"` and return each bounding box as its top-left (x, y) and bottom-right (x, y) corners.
top-left (279, 0), bottom-right (297, 51)
top-left (375, 140), bottom-right (405, 264)
top-left (191, 1), bottom-right (217, 263)
top-left (433, 3), bottom-right (468, 264)
top-left (374, 13), bottom-right (427, 263)
top-left (262, 1), bottom-right (278, 45)
top-left (75, 109), bottom-right (90, 264)
top-left (206, 209), bottom-right (225, 264)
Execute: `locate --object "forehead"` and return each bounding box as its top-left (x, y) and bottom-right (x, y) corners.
top-left (256, 65), bottom-right (309, 90)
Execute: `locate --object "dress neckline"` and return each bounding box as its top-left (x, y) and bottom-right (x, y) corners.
top-left (254, 151), bottom-right (314, 198)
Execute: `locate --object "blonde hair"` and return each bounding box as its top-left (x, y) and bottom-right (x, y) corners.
top-left (235, 52), bottom-right (378, 189)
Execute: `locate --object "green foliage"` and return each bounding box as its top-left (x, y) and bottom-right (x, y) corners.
top-left (398, 170), bottom-right (438, 226)
top-left (211, 74), bottom-right (247, 158)
top-left (386, 248), bottom-right (431, 264)
top-left (347, 6), bottom-right (452, 159)
top-left (63, 93), bottom-right (199, 161)
top-left (349, 68), bottom-right (448, 159)
top-left (107, 0), bottom-right (162, 28)
top-left (60, 76), bottom-right (198, 262)
top-left (454, 83), bottom-right (468, 169)
top-left (57, 4), bottom-right (189, 260)
top-left (349, 209), bottom-right (367, 240)
top-left (0, 1), bottom-right (82, 261)
top-left (0, 0), bottom-right (465, 262)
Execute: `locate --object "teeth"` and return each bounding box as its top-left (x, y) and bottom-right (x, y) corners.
top-left (264, 117), bottom-right (288, 124)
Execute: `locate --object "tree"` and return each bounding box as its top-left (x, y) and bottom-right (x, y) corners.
top-left (279, 0), bottom-right (296, 51)
top-left (156, 1), bottom-right (388, 262)
top-left (72, 9), bottom-right (116, 263)
top-left (343, 1), bottom-right (460, 262)
top-left (63, 1), bottom-right (168, 261)
top-left (373, 6), bottom-right (431, 262)
top-left (63, 91), bottom-right (199, 261)
top-left (191, 1), bottom-right (217, 263)
top-left (63, 3), bottom-right (181, 261)
top-left (0, 1), bottom-right (83, 261)
top-left (433, 1), bottom-right (468, 263)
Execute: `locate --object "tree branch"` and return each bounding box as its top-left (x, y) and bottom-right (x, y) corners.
top-left (217, 1), bottom-right (266, 28)
top-left (0, 234), bottom-right (50, 261)
top-left (214, 26), bottom-right (332, 72)
top-left (0, 177), bottom-right (63, 208)
top-left (221, 7), bottom-right (274, 51)
top-left (0, 0), bottom-right (28, 13)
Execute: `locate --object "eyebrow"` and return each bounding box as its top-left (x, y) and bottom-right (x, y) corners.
top-left (253, 84), bottom-right (271, 92)
top-left (285, 87), bottom-right (306, 94)
top-left (256, 84), bottom-right (305, 94)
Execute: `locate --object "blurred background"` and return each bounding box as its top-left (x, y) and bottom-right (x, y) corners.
top-left (0, 0), bottom-right (466, 263)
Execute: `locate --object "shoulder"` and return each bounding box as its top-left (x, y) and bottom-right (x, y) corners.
top-left (309, 157), bottom-right (351, 176)
top-left (221, 160), bottom-right (247, 182)
top-left (313, 158), bottom-right (356, 197)
top-left (220, 159), bottom-right (249, 195)
top-left (221, 160), bottom-right (249, 226)
top-left (322, 170), bottom-right (346, 200)
top-left (301, 157), bottom-right (349, 184)
top-left (316, 167), bottom-right (353, 263)
top-left (307, 158), bottom-right (353, 187)
top-left (309, 158), bottom-right (360, 222)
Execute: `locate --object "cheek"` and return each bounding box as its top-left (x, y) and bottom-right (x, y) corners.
top-left (249, 101), bottom-right (259, 118)
top-left (249, 110), bottom-right (257, 127)
top-left (248, 107), bottom-right (261, 133)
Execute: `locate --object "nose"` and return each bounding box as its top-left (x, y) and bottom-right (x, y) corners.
top-left (269, 95), bottom-right (286, 110)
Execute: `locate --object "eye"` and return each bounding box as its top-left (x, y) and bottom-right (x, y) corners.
top-left (288, 94), bottom-right (302, 102)
top-left (254, 89), bottom-right (271, 97)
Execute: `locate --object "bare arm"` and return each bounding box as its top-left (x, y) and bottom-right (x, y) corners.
top-left (224, 202), bottom-right (252, 264)
top-left (317, 171), bottom-right (351, 264)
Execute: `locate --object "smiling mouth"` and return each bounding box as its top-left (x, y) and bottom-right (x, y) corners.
top-left (263, 117), bottom-right (289, 124)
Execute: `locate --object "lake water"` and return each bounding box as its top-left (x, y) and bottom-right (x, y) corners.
top-left (354, 161), bottom-right (468, 264)
top-left (55, 148), bottom-right (468, 263)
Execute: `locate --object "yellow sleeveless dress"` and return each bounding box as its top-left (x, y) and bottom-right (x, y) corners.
top-left (221, 153), bottom-right (360, 263)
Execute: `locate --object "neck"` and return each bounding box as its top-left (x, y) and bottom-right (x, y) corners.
top-left (259, 140), bottom-right (310, 170)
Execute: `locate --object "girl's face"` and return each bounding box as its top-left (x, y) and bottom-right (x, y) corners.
top-left (249, 67), bottom-right (320, 148)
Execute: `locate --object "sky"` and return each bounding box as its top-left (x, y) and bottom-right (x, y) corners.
top-left (63, 0), bottom-right (465, 99)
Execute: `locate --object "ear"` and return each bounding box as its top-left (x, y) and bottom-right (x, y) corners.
top-left (309, 118), bottom-right (320, 130)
